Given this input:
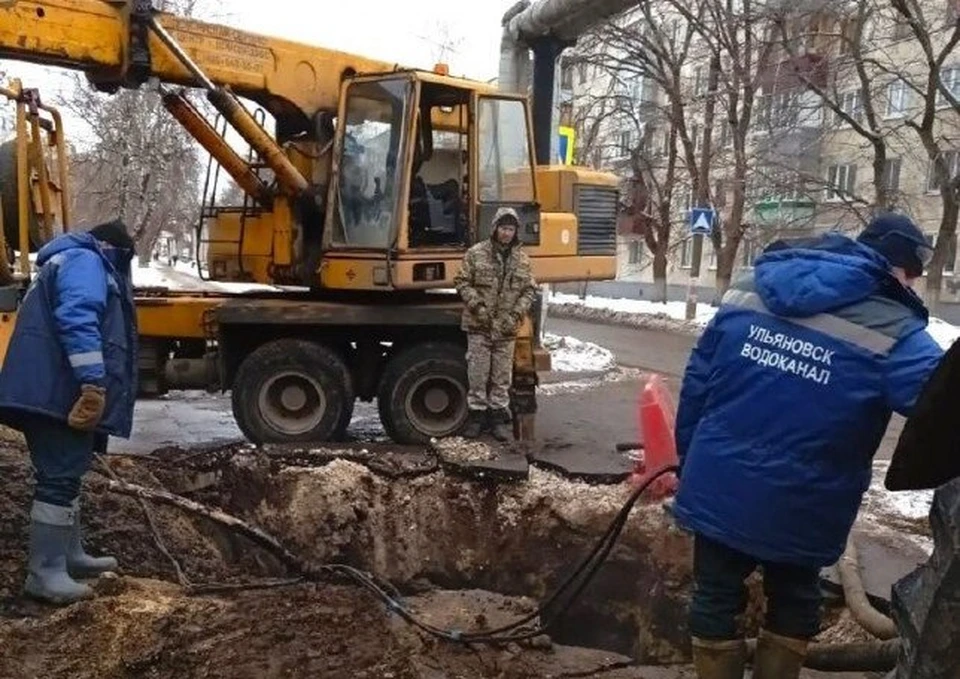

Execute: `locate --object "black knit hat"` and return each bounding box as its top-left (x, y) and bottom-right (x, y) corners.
top-left (857, 213), bottom-right (932, 278)
top-left (89, 219), bottom-right (135, 251)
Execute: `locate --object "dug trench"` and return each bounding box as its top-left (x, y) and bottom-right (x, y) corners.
top-left (0, 438), bottom-right (894, 677)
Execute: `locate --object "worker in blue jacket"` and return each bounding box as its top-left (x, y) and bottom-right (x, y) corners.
top-left (0, 220), bottom-right (138, 605)
top-left (674, 214), bottom-right (943, 679)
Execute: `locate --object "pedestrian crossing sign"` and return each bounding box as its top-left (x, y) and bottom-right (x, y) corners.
top-left (690, 207), bottom-right (715, 235)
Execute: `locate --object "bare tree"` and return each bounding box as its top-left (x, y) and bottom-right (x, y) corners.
top-left (58, 0), bottom-right (204, 264)
top-left (887, 0), bottom-right (960, 308)
top-left (577, 4), bottom-right (705, 301)
top-left (62, 82), bottom-right (203, 263)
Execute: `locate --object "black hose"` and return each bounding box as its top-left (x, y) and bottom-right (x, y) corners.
top-left (319, 465), bottom-right (680, 644)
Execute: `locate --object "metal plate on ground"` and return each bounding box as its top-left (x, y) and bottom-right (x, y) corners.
top-left (432, 437), bottom-right (529, 482)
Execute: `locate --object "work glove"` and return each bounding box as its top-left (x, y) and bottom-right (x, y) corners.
top-left (68, 384), bottom-right (106, 432)
top-left (473, 304), bottom-right (491, 328)
top-left (497, 312), bottom-right (522, 337)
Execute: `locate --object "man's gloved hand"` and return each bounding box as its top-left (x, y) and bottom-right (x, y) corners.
top-left (497, 312), bottom-right (522, 336)
top-left (68, 384), bottom-right (106, 431)
top-left (474, 304), bottom-right (491, 327)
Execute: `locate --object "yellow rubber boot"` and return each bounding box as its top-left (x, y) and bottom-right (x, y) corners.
top-left (692, 637), bottom-right (747, 679)
top-left (751, 629), bottom-right (808, 679)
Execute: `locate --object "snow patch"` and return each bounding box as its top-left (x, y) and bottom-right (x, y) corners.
top-left (132, 259), bottom-right (279, 294)
top-left (543, 333), bottom-right (616, 373)
top-left (866, 461), bottom-right (935, 521)
top-left (925, 317), bottom-right (960, 350)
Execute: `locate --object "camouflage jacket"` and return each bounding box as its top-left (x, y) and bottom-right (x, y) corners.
top-left (454, 239), bottom-right (537, 340)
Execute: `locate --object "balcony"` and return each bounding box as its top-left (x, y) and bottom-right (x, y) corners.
top-left (760, 53), bottom-right (829, 92)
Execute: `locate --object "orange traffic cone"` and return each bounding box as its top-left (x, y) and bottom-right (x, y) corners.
top-left (628, 374), bottom-right (679, 499)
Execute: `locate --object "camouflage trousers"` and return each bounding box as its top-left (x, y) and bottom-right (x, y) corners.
top-left (466, 333), bottom-right (515, 411)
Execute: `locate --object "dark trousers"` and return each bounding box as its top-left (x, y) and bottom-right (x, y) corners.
top-left (23, 415), bottom-right (95, 507)
top-left (690, 534), bottom-right (823, 641)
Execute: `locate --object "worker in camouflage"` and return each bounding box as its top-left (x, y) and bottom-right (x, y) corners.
top-left (454, 207), bottom-right (537, 441)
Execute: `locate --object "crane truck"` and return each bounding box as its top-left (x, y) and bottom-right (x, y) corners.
top-left (0, 0), bottom-right (619, 445)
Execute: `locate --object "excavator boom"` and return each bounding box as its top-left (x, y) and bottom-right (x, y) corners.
top-left (0, 0), bottom-right (398, 136)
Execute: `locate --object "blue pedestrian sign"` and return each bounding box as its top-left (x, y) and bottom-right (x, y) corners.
top-left (690, 207), bottom-right (715, 235)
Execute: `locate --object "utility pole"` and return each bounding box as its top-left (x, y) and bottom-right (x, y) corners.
top-left (685, 55), bottom-right (721, 321)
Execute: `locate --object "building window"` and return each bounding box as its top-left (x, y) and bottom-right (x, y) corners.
top-left (892, 15), bottom-right (912, 41)
top-left (592, 147), bottom-right (603, 169)
top-left (755, 94), bottom-right (771, 129)
top-left (825, 163), bottom-right (857, 201)
top-left (886, 80), bottom-right (908, 118)
top-left (619, 130), bottom-right (634, 157)
top-left (628, 240), bottom-right (643, 264)
top-left (578, 62), bottom-right (589, 85)
top-left (660, 130), bottom-right (671, 156)
top-left (942, 233), bottom-right (957, 274)
top-left (690, 123), bottom-right (700, 154)
top-left (938, 66), bottom-right (960, 107)
top-left (559, 102), bottom-right (574, 126)
top-left (834, 90), bottom-right (863, 125)
top-left (769, 92), bottom-right (799, 128)
top-left (680, 238), bottom-right (693, 268)
top-left (693, 66), bottom-right (705, 96)
top-left (927, 150), bottom-right (960, 192)
top-left (882, 157), bottom-right (902, 194)
top-left (561, 63), bottom-right (574, 90)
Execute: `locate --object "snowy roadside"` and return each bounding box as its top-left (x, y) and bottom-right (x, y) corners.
top-left (548, 291), bottom-right (960, 350)
top-left (132, 258), bottom-right (279, 294)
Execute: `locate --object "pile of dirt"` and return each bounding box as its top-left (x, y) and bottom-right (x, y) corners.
top-left (0, 441), bottom-right (919, 678)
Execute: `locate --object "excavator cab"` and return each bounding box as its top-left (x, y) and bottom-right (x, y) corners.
top-left (322, 71), bottom-right (541, 290)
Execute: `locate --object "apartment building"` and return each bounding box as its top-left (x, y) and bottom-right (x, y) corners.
top-left (559, 0), bottom-right (960, 299)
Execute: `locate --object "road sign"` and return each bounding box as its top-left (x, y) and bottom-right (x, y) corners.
top-left (690, 207), bottom-right (715, 235)
top-left (558, 126), bottom-right (575, 165)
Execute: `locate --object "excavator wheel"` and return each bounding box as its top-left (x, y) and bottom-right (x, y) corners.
top-left (231, 338), bottom-right (355, 444)
top-left (377, 341), bottom-right (469, 444)
top-left (0, 140), bottom-right (45, 254)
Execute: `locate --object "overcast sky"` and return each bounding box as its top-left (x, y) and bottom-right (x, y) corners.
top-left (2, 0), bottom-right (512, 110)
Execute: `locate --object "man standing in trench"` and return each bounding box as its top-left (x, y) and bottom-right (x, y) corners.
top-left (0, 220), bottom-right (138, 605)
top-left (673, 214), bottom-right (944, 678)
top-left (455, 207), bottom-right (537, 441)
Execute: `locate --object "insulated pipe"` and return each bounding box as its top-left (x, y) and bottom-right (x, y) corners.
top-left (746, 638), bottom-right (901, 673)
top-left (838, 536), bottom-right (899, 640)
top-left (499, 0), bottom-right (639, 162)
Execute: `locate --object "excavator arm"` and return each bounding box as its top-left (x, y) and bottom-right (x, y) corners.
top-left (0, 0), bottom-right (395, 138)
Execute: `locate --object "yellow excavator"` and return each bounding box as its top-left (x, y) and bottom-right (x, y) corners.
top-left (0, 0), bottom-right (618, 444)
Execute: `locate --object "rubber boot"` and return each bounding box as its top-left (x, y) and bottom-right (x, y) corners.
top-left (751, 629), bottom-right (807, 679)
top-left (24, 501), bottom-right (94, 605)
top-left (691, 637), bottom-right (746, 679)
top-left (67, 498), bottom-right (118, 579)
top-left (461, 409), bottom-right (486, 439)
top-left (489, 409), bottom-right (513, 443)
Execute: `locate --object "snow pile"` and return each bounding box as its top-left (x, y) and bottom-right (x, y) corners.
top-left (132, 259), bottom-right (278, 294)
top-left (542, 333), bottom-right (616, 373)
top-left (866, 461), bottom-right (935, 521)
top-left (926, 317), bottom-right (960, 350)
top-left (548, 291), bottom-right (960, 349)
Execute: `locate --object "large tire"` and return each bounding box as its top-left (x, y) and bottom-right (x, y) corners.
top-left (377, 342), bottom-right (468, 444)
top-left (0, 140), bottom-right (46, 253)
top-left (231, 339), bottom-right (355, 444)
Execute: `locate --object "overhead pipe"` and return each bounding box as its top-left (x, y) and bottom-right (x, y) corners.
top-left (499, 0), bottom-right (639, 163)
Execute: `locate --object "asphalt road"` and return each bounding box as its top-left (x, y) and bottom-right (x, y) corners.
top-left (547, 315), bottom-right (905, 461)
top-left (548, 317), bottom-right (697, 376)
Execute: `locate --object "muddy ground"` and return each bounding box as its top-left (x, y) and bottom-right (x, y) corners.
top-left (0, 439), bottom-right (903, 678)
